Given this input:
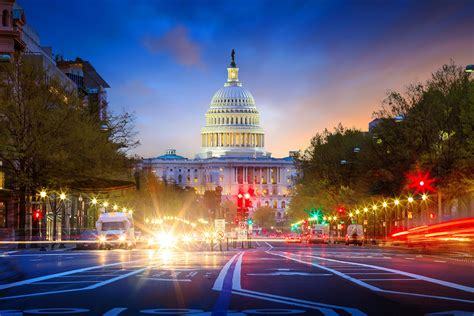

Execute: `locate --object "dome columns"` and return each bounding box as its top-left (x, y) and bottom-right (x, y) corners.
top-left (202, 132), bottom-right (264, 148)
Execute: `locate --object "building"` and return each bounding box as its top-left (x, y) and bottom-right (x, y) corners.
top-left (57, 57), bottom-right (110, 121)
top-left (141, 53), bottom-right (297, 221)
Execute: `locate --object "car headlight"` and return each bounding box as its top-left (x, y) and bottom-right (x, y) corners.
top-left (157, 232), bottom-right (175, 248)
top-left (99, 236), bottom-right (106, 243)
top-left (118, 235), bottom-right (126, 242)
top-left (182, 235), bottom-right (192, 243)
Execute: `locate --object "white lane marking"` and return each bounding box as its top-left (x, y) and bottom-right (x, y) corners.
top-left (34, 281), bottom-right (97, 284)
top-left (103, 307), bottom-right (127, 316)
top-left (359, 279), bottom-right (417, 281)
top-left (232, 252), bottom-right (244, 290)
top-left (140, 278), bottom-right (192, 282)
top-left (211, 252), bottom-right (240, 291)
top-left (231, 290), bottom-right (339, 316)
top-left (60, 274), bottom-right (122, 277)
top-left (299, 253), bottom-right (474, 293)
top-left (271, 252), bottom-right (380, 291)
top-left (264, 241), bottom-right (273, 251)
top-left (256, 241), bottom-right (261, 247)
top-left (247, 272), bottom-right (332, 276)
top-left (0, 258), bottom-right (146, 290)
top-left (434, 260), bottom-right (447, 263)
top-left (232, 251), bottom-right (366, 316)
top-left (345, 273), bottom-right (395, 275)
top-left (0, 264), bottom-right (159, 300)
top-left (272, 252), bottom-right (474, 304)
top-left (85, 266), bottom-right (157, 289)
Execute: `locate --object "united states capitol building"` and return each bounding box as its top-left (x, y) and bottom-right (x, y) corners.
top-left (141, 53), bottom-right (297, 221)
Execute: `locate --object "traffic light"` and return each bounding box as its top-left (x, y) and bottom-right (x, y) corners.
top-left (33, 209), bottom-right (42, 221)
top-left (337, 207), bottom-right (345, 214)
top-left (244, 194), bottom-right (252, 208)
top-left (247, 218), bottom-right (253, 225)
top-left (237, 192), bottom-right (243, 208)
top-left (407, 168), bottom-right (436, 193)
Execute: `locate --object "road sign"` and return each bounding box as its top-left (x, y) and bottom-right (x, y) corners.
top-left (214, 219), bottom-right (225, 239)
top-left (237, 228), bottom-right (247, 241)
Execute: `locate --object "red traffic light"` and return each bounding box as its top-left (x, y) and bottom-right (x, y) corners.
top-left (337, 207), bottom-right (345, 214)
top-left (407, 168), bottom-right (435, 193)
top-left (33, 210), bottom-right (42, 221)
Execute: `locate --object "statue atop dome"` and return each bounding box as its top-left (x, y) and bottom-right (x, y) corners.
top-left (230, 49), bottom-right (236, 67)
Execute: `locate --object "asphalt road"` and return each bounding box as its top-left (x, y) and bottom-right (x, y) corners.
top-left (0, 241), bottom-right (473, 316)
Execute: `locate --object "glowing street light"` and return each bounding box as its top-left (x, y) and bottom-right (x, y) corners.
top-left (394, 199), bottom-right (400, 206)
top-left (59, 193), bottom-right (66, 200)
top-left (421, 194), bottom-right (428, 201)
top-left (103, 201), bottom-right (109, 208)
top-left (122, 207), bottom-right (127, 212)
top-left (382, 202), bottom-right (388, 208)
top-left (363, 207), bottom-right (368, 213)
top-left (91, 198), bottom-right (97, 205)
top-left (349, 213), bottom-right (354, 218)
top-left (40, 190), bottom-right (47, 198)
top-left (113, 204), bottom-right (118, 211)
top-left (372, 205), bottom-right (377, 211)
top-left (355, 209), bottom-right (360, 215)
top-left (408, 196), bottom-right (414, 203)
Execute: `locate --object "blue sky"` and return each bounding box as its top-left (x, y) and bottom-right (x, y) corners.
top-left (21, 0), bottom-right (474, 158)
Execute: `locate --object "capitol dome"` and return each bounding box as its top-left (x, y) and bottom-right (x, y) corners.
top-left (199, 51), bottom-right (266, 158)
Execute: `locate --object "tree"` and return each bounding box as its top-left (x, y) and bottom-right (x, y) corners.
top-left (0, 55), bottom-right (135, 240)
top-left (253, 206), bottom-right (276, 229)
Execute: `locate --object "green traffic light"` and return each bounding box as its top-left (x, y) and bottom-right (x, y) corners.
top-left (247, 218), bottom-right (253, 225)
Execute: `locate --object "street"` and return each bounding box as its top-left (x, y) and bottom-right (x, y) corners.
top-left (0, 242), bottom-right (473, 315)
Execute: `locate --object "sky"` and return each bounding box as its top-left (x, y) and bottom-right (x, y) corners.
top-left (21, 0), bottom-right (474, 158)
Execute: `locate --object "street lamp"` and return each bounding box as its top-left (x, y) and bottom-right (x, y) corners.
top-left (407, 196), bottom-right (414, 203)
top-left (91, 197), bottom-right (97, 205)
top-left (59, 193), bottom-right (66, 200)
top-left (40, 190), bottom-right (47, 198)
top-left (394, 199), bottom-right (400, 206)
top-left (421, 193), bottom-right (428, 201)
top-left (113, 204), bottom-right (118, 211)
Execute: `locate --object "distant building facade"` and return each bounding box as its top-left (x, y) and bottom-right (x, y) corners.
top-left (141, 55), bottom-right (298, 221)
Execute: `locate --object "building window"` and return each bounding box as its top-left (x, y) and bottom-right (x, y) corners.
top-left (178, 175), bottom-right (182, 183)
top-left (281, 201), bottom-right (286, 209)
top-left (2, 10), bottom-right (9, 27)
top-left (0, 202), bottom-right (5, 228)
top-left (194, 177), bottom-right (198, 183)
top-left (273, 200), bottom-right (278, 208)
top-left (265, 201), bottom-right (269, 207)
top-left (186, 176), bottom-right (191, 182)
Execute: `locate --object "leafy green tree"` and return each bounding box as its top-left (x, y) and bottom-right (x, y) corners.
top-left (252, 206), bottom-right (276, 229)
top-left (0, 55), bottom-right (135, 240)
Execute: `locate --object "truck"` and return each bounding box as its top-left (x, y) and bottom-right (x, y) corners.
top-left (345, 224), bottom-right (364, 246)
top-left (96, 212), bottom-right (136, 249)
top-left (306, 224), bottom-right (330, 244)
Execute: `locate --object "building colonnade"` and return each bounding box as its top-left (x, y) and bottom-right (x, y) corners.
top-left (202, 132), bottom-right (264, 148)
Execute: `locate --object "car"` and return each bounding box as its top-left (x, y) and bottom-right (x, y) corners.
top-left (75, 230), bottom-right (98, 250)
top-left (285, 233), bottom-right (302, 243)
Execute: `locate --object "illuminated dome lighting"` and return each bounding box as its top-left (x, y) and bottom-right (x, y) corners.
top-left (199, 50), bottom-right (267, 158)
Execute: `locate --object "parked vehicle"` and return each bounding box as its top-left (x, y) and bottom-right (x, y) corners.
top-left (306, 224), bottom-right (329, 244)
top-left (75, 230), bottom-right (98, 250)
top-left (346, 224), bottom-right (364, 246)
top-left (96, 212), bottom-right (136, 249)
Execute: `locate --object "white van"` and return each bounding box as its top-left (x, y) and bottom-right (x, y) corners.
top-left (306, 224), bottom-right (329, 244)
top-left (96, 212), bottom-right (136, 249)
top-left (346, 224), bottom-right (364, 246)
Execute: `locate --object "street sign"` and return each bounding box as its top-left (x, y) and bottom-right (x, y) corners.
top-left (237, 228), bottom-right (247, 241)
top-left (214, 219), bottom-right (225, 239)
